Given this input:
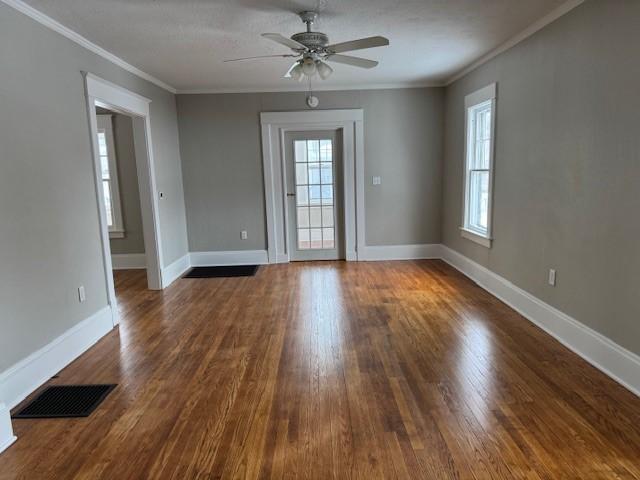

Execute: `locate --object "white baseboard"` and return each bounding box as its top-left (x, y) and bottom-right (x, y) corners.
top-left (161, 254), bottom-right (191, 288)
top-left (440, 245), bottom-right (640, 397)
top-left (0, 403), bottom-right (16, 455)
top-left (359, 244), bottom-right (441, 261)
top-left (0, 305), bottom-right (114, 410)
top-left (111, 253), bottom-right (146, 270)
top-left (189, 249), bottom-right (269, 267)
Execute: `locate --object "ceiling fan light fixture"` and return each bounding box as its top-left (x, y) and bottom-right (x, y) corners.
top-left (290, 62), bottom-right (304, 81)
top-left (316, 60), bottom-right (333, 80)
top-left (301, 57), bottom-right (317, 76)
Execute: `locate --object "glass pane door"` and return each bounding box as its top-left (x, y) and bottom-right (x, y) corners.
top-left (294, 139), bottom-right (335, 250)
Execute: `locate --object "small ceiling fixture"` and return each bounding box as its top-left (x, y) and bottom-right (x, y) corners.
top-left (225, 11), bottom-right (390, 82)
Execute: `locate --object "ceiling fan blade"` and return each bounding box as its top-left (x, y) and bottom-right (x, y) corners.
top-left (325, 54), bottom-right (378, 69)
top-left (326, 36), bottom-right (389, 54)
top-left (224, 54), bottom-right (297, 62)
top-left (261, 33), bottom-right (307, 51)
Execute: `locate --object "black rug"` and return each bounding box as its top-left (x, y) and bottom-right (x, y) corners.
top-left (183, 265), bottom-right (259, 278)
top-left (12, 384), bottom-right (117, 418)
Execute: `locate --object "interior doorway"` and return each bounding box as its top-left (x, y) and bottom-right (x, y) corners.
top-left (84, 73), bottom-right (164, 325)
top-left (285, 130), bottom-right (345, 261)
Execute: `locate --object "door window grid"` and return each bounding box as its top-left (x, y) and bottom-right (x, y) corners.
top-left (294, 139), bottom-right (335, 250)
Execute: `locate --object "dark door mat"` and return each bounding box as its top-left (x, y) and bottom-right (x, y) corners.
top-left (183, 265), bottom-right (259, 278)
top-left (12, 384), bottom-right (117, 418)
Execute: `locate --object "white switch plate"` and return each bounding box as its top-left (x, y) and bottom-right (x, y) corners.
top-left (372, 176), bottom-right (381, 185)
top-left (548, 269), bottom-right (556, 286)
top-left (241, 230), bottom-right (248, 240)
top-left (78, 285), bottom-right (86, 303)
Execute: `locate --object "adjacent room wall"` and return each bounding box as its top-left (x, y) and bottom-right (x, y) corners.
top-left (105, 113), bottom-right (146, 255)
top-left (442, 0), bottom-right (640, 355)
top-left (177, 88), bottom-right (444, 252)
top-left (0, 2), bottom-right (188, 373)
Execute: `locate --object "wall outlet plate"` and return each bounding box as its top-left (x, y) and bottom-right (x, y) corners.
top-left (372, 176), bottom-right (381, 185)
top-left (78, 286), bottom-right (86, 303)
top-left (241, 230), bottom-right (248, 240)
top-left (548, 269), bottom-right (556, 286)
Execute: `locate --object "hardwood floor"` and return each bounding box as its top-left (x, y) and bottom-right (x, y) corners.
top-left (2, 260), bottom-right (639, 479)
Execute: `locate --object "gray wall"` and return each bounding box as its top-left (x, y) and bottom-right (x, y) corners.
top-left (106, 113), bottom-right (145, 255)
top-left (177, 88), bottom-right (444, 252)
top-left (442, 0), bottom-right (640, 355)
top-left (0, 3), bottom-right (188, 373)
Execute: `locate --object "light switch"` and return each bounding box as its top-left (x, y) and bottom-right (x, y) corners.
top-left (372, 176), bottom-right (382, 185)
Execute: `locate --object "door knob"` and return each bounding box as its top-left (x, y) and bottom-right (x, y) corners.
top-left (286, 193), bottom-right (296, 197)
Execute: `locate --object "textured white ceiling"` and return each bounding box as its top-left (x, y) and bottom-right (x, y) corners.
top-left (22, 0), bottom-right (568, 91)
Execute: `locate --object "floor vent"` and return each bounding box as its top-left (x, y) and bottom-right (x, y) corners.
top-left (183, 265), bottom-right (259, 278)
top-left (12, 385), bottom-right (117, 419)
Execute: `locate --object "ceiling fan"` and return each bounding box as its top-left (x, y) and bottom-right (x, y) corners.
top-left (224, 11), bottom-right (389, 81)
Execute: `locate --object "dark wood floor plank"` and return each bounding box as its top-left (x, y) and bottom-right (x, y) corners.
top-left (1, 261), bottom-right (639, 479)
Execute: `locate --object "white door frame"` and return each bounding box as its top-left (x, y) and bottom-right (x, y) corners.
top-left (260, 109), bottom-right (365, 263)
top-left (83, 73), bottom-right (164, 325)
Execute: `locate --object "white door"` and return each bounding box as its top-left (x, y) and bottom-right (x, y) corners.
top-left (285, 130), bottom-right (344, 261)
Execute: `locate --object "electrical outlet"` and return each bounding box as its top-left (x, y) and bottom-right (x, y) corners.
top-left (372, 176), bottom-right (382, 185)
top-left (241, 230), bottom-right (248, 240)
top-left (78, 285), bottom-right (86, 303)
top-left (548, 269), bottom-right (556, 286)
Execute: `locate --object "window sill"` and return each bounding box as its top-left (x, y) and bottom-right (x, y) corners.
top-left (459, 227), bottom-right (492, 248)
top-left (109, 230), bottom-right (125, 239)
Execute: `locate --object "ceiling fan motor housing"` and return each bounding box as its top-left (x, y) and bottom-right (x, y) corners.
top-left (291, 31), bottom-right (329, 50)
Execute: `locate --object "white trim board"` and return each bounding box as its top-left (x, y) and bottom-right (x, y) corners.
top-left (161, 254), bottom-right (191, 288)
top-left (0, 306), bottom-right (114, 411)
top-left (446, 0), bottom-right (585, 85)
top-left (111, 253), bottom-right (147, 270)
top-left (440, 245), bottom-right (640, 397)
top-left (190, 250), bottom-right (269, 267)
top-left (0, 403), bottom-right (16, 455)
top-left (178, 82), bottom-right (443, 95)
top-left (1, 0), bottom-right (176, 93)
top-left (359, 244), bottom-right (441, 261)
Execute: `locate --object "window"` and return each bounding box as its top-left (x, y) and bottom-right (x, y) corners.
top-left (461, 84), bottom-right (496, 248)
top-left (96, 115), bottom-right (124, 238)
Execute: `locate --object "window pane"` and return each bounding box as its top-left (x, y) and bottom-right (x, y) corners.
top-left (295, 162), bottom-right (308, 185)
top-left (469, 171), bottom-right (489, 233)
top-left (322, 206), bottom-right (334, 227)
top-left (320, 163), bottom-right (333, 184)
top-left (97, 132), bottom-right (108, 156)
top-left (295, 141), bottom-right (307, 162)
top-left (321, 185), bottom-right (333, 205)
top-left (297, 207), bottom-right (309, 228)
top-left (309, 185), bottom-right (321, 205)
top-left (296, 186), bottom-right (309, 206)
top-left (307, 163), bottom-right (321, 184)
top-left (103, 180), bottom-right (113, 226)
top-left (100, 155), bottom-right (110, 180)
top-left (310, 228), bottom-right (322, 248)
top-left (320, 139), bottom-right (332, 162)
top-left (309, 206), bottom-right (322, 228)
top-left (307, 140), bottom-right (319, 162)
top-left (298, 228), bottom-right (310, 249)
top-left (322, 228), bottom-right (334, 249)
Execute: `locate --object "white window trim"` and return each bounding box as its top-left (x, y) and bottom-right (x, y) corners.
top-left (461, 83), bottom-right (497, 248)
top-left (96, 114), bottom-right (125, 238)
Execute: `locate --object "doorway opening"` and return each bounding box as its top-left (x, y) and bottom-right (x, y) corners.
top-left (260, 110), bottom-right (364, 263)
top-left (84, 73), bottom-right (163, 326)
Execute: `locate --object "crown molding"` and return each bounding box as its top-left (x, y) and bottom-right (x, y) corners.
top-left (445, 0), bottom-right (585, 86)
top-left (177, 82), bottom-right (444, 95)
top-left (1, 0), bottom-right (177, 94)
